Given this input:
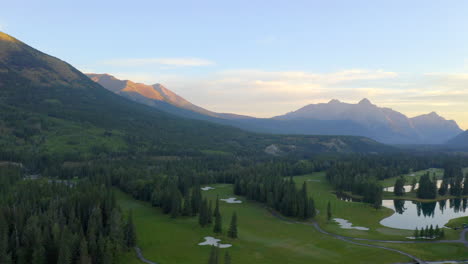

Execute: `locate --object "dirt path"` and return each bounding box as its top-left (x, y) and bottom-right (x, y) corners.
top-left (134, 247), bottom-right (158, 264)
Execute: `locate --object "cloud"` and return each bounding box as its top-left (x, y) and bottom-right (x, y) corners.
top-left (100, 57), bottom-right (215, 67)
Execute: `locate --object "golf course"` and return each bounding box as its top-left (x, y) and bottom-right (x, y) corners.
top-left (116, 170), bottom-right (468, 264)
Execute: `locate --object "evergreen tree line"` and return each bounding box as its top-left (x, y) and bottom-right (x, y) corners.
top-left (0, 168), bottom-right (136, 264)
top-left (413, 225), bottom-right (445, 239)
top-left (234, 174), bottom-right (316, 219)
top-left (326, 163), bottom-right (383, 207)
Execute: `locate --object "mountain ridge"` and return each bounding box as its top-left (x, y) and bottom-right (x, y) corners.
top-left (88, 72), bottom-right (461, 145)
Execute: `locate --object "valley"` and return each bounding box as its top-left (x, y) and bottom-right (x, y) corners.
top-left (1, 5), bottom-right (468, 263)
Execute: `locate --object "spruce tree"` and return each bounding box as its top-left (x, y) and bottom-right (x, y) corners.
top-left (228, 212), bottom-right (238, 239)
top-left (199, 199), bottom-right (209, 227)
top-left (182, 194), bottom-right (192, 216)
top-left (78, 237), bottom-right (92, 264)
top-left (191, 187), bottom-right (202, 216)
top-left (207, 201), bottom-right (213, 225)
top-left (170, 191), bottom-right (182, 218)
top-left (213, 211), bottom-right (222, 234)
top-left (214, 195), bottom-right (220, 217)
top-left (413, 228), bottom-right (419, 239)
top-left (224, 251), bottom-right (231, 264)
top-left (393, 177), bottom-right (406, 196)
top-left (327, 201), bottom-right (332, 222)
top-left (429, 225), bottom-right (434, 238)
top-left (0, 214), bottom-right (12, 264)
top-left (124, 212), bottom-right (137, 248)
top-left (31, 245), bottom-right (46, 264)
top-left (208, 245), bottom-right (219, 264)
top-left (434, 225), bottom-right (440, 238)
top-left (463, 175), bottom-right (468, 195)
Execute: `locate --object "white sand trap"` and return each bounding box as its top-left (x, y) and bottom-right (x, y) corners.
top-left (198, 237), bottom-right (232, 248)
top-left (201, 186), bottom-right (215, 191)
top-left (220, 197), bottom-right (242, 204)
top-left (409, 173), bottom-right (416, 176)
top-left (334, 218), bottom-right (369, 231)
top-left (307, 179), bottom-right (321, 182)
top-left (406, 236), bottom-right (435, 240)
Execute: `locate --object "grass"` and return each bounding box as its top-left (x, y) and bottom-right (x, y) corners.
top-left (115, 186), bottom-right (410, 264)
top-left (292, 172), bottom-right (414, 240)
top-left (368, 242), bottom-right (468, 260)
top-left (115, 170), bottom-right (468, 264)
top-left (380, 168), bottom-right (444, 188)
top-left (446, 216), bottom-right (468, 229)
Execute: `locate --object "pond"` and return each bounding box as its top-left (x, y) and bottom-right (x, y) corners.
top-left (380, 198), bottom-right (468, 230)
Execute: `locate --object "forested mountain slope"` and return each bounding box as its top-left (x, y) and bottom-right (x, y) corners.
top-left (0, 31), bottom-right (392, 169)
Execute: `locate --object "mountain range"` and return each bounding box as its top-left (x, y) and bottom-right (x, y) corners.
top-left (0, 31), bottom-right (389, 161)
top-left (88, 74), bottom-right (463, 145)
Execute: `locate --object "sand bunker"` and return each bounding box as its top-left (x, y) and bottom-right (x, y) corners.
top-left (201, 186), bottom-right (215, 191)
top-left (334, 218), bottom-right (369, 231)
top-left (307, 179), bottom-right (321, 182)
top-left (220, 197), bottom-right (242, 204)
top-left (198, 237), bottom-right (232, 248)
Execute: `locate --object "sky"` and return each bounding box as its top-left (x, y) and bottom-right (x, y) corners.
top-left (2, 0), bottom-right (468, 129)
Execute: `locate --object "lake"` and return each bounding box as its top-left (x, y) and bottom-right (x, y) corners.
top-left (380, 198), bottom-right (468, 230)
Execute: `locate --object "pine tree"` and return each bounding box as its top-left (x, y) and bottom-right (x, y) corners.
top-left (213, 211), bottom-right (222, 234)
top-left (191, 187), bottom-right (202, 216)
top-left (170, 191), bottom-right (182, 218)
top-left (124, 212), bottom-right (137, 248)
top-left (413, 228), bottom-right (419, 239)
top-left (463, 175), bottom-right (468, 195)
top-left (0, 214), bottom-right (12, 264)
top-left (207, 201), bottom-right (213, 225)
top-left (308, 198), bottom-right (316, 218)
top-left (410, 178), bottom-right (417, 192)
top-left (214, 195), bottom-right (220, 217)
top-left (31, 245), bottom-right (46, 264)
top-left (182, 194), bottom-right (192, 216)
top-left (393, 177), bottom-right (406, 196)
top-left (327, 201), bottom-right (332, 222)
top-left (227, 212), bottom-right (238, 239)
top-left (224, 251), bottom-right (231, 264)
top-left (78, 237), bottom-right (92, 264)
top-left (57, 236), bottom-right (71, 264)
top-left (434, 225), bottom-right (440, 238)
top-left (208, 245), bottom-right (219, 264)
top-left (199, 199), bottom-right (209, 227)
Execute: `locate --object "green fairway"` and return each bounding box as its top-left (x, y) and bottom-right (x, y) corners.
top-left (115, 187), bottom-right (410, 264)
top-left (380, 168), bottom-right (444, 188)
top-left (292, 173), bottom-right (415, 240)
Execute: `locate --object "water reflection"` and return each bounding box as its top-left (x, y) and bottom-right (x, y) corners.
top-left (380, 198), bottom-right (468, 230)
